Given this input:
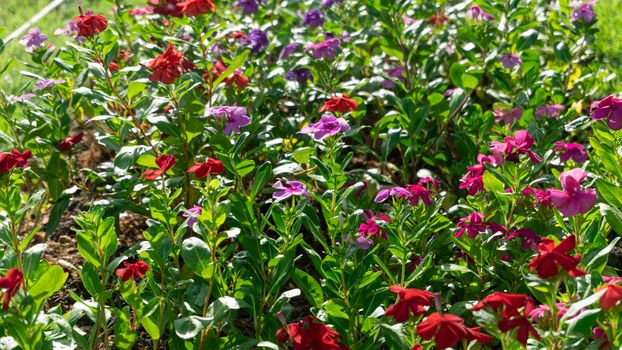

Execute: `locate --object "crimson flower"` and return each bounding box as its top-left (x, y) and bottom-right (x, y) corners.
top-left (276, 316), bottom-right (349, 350)
top-left (59, 132), bottom-right (84, 151)
top-left (187, 158), bottom-right (224, 178)
top-left (591, 95), bottom-right (622, 130)
top-left (385, 286), bottom-right (433, 322)
top-left (529, 234), bottom-right (587, 279)
top-left (416, 312), bottom-right (492, 349)
top-left (142, 154), bottom-right (176, 180)
top-left (318, 93), bottom-right (358, 114)
top-left (176, 0), bottom-right (216, 16)
top-left (0, 149), bottom-right (32, 173)
top-left (115, 261), bottom-right (150, 282)
top-left (550, 168), bottom-right (596, 217)
top-left (472, 292), bottom-right (539, 345)
top-left (598, 278), bottom-right (622, 310)
top-left (0, 269), bottom-right (24, 309)
top-left (206, 61), bottom-right (249, 89)
top-left (554, 142), bottom-right (588, 164)
top-left (74, 12), bottom-right (108, 37)
top-left (149, 0), bottom-right (184, 17)
top-left (148, 43), bottom-right (194, 84)
top-left (490, 130), bottom-right (541, 164)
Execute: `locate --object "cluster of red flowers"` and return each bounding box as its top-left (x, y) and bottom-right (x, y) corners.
top-left (528, 234), bottom-right (586, 279)
top-left (148, 43), bottom-right (195, 84)
top-left (0, 149), bottom-right (32, 174)
top-left (142, 154), bottom-right (224, 180)
top-left (318, 93), bottom-right (358, 114)
top-left (416, 312), bottom-right (492, 349)
top-left (176, 0), bottom-right (216, 16)
top-left (385, 286), bottom-right (433, 322)
top-left (276, 316), bottom-right (349, 350)
top-left (59, 133), bottom-right (84, 152)
top-left (0, 269), bottom-right (24, 310)
top-left (74, 11), bottom-right (108, 38)
top-left (115, 261), bottom-right (150, 282)
top-left (472, 292), bottom-right (540, 345)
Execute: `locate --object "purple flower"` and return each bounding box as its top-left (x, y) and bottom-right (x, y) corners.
top-left (493, 107), bottom-right (523, 124)
top-left (374, 186), bottom-right (411, 203)
top-left (554, 142), bottom-right (588, 164)
top-left (591, 95), bottom-right (622, 130)
top-left (237, 0), bottom-right (261, 14)
top-left (444, 87), bottom-right (464, 97)
top-left (455, 212), bottom-right (487, 238)
top-left (302, 9), bottom-right (324, 28)
top-left (204, 105), bottom-right (251, 135)
top-left (499, 54), bottom-right (521, 69)
top-left (535, 104), bottom-right (564, 119)
top-left (183, 205), bottom-right (202, 230)
top-left (279, 43), bottom-right (299, 60)
top-left (248, 29), bottom-right (268, 53)
top-left (19, 28), bottom-right (47, 53)
top-left (382, 66), bottom-right (406, 88)
top-left (466, 5), bottom-right (494, 21)
top-left (285, 68), bottom-right (314, 85)
top-left (299, 114), bottom-right (349, 140)
top-left (322, 0), bottom-right (342, 8)
top-left (54, 21), bottom-right (85, 44)
top-left (33, 79), bottom-right (66, 91)
top-left (305, 38), bottom-right (340, 59)
top-left (570, 1), bottom-right (596, 23)
top-left (550, 168), bottom-right (597, 217)
top-left (11, 93), bottom-right (35, 102)
top-left (272, 180), bottom-right (310, 201)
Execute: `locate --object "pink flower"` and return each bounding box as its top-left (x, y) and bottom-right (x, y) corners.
top-left (490, 130), bottom-right (541, 164)
top-left (591, 95), bottom-right (622, 130)
top-left (358, 214), bottom-right (390, 240)
top-left (459, 154), bottom-right (496, 195)
top-left (272, 180), bottom-right (310, 201)
top-left (455, 212), bottom-right (486, 238)
top-left (405, 184), bottom-right (433, 206)
top-left (554, 142), bottom-right (588, 163)
top-left (374, 186), bottom-right (411, 203)
top-left (535, 104), bottom-right (564, 119)
top-left (550, 169), bottom-right (596, 217)
top-left (493, 107), bottom-right (522, 124)
top-left (499, 54), bottom-right (521, 69)
top-left (299, 114), bottom-right (350, 140)
top-left (570, 1), bottom-right (596, 23)
top-left (466, 5), bottom-right (494, 21)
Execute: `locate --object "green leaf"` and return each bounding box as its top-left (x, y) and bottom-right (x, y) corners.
top-left (461, 73), bottom-right (479, 89)
top-left (127, 81), bottom-right (146, 101)
top-left (181, 237), bottom-right (213, 279)
top-left (450, 63), bottom-right (465, 88)
top-left (250, 162), bottom-right (272, 198)
top-left (81, 262), bottom-right (103, 297)
top-left (114, 146), bottom-right (151, 170)
top-left (598, 203), bottom-right (622, 236)
top-left (236, 159), bottom-right (255, 177)
top-left (291, 269), bottom-right (323, 308)
top-left (29, 265), bottom-right (68, 307)
top-left (213, 50), bottom-right (250, 87)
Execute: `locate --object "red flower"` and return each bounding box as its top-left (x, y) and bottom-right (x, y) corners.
top-left (149, 0), bottom-right (184, 17)
top-left (59, 133), bottom-right (84, 152)
top-left (318, 93), bottom-right (358, 114)
top-left (385, 286), bottom-right (434, 322)
top-left (428, 12), bottom-right (448, 27)
top-left (276, 316), bottom-right (350, 350)
top-left (176, 0), bottom-right (216, 16)
top-left (599, 282), bottom-right (622, 310)
top-left (74, 13), bottom-right (108, 37)
top-left (148, 43), bottom-right (194, 84)
top-left (0, 269), bottom-right (24, 309)
top-left (528, 234), bottom-right (587, 279)
top-left (115, 261), bottom-right (150, 282)
top-left (225, 70), bottom-right (249, 89)
top-left (0, 149), bottom-right (32, 173)
top-left (472, 292), bottom-right (532, 317)
top-left (498, 303), bottom-right (541, 346)
top-left (108, 61), bottom-right (119, 72)
top-left (187, 158), bottom-right (224, 178)
top-left (416, 312), bottom-right (492, 349)
top-left (142, 154), bottom-right (176, 180)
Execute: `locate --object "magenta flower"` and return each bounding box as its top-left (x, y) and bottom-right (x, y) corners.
top-left (455, 212), bottom-right (486, 239)
top-left (382, 66), bottom-right (406, 88)
top-left (237, 0), bottom-right (261, 14)
top-left (204, 105), bottom-right (251, 135)
top-left (358, 214), bottom-right (390, 240)
top-left (499, 54), bottom-right (521, 69)
top-left (303, 9), bottom-right (324, 28)
top-left (374, 186), bottom-right (411, 203)
top-left (493, 107), bottom-right (522, 124)
top-left (460, 154), bottom-right (496, 196)
top-left (466, 5), bottom-right (494, 21)
top-left (550, 169), bottom-right (597, 217)
top-left (299, 114), bottom-right (349, 141)
top-left (591, 95), bottom-right (622, 130)
top-left (570, 1), bottom-right (596, 23)
top-left (490, 130), bottom-right (541, 164)
top-left (279, 43), bottom-right (299, 60)
top-left (183, 205), bottom-right (202, 230)
top-left (524, 187), bottom-right (554, 207)
top-left (505, 228), bottom-right (541, 249)
top-left (405, 184), bottom-right (433, 206)
top-left (305, 38), bottom-right (340, 59)
top-left (272, 180), bottom-right (310, 201)
top-left (535, 104), bottom-right (564, 119)
top-left (19, 28), bottom-right (47, 53)
top-left (554, 142), bottom-right (588, 163)
top-left (33, 79), bottom-right (66, 91)
top-left (129, 6), bottom-right (154, 16)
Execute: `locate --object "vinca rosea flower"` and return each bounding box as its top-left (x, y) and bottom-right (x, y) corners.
top-left (276, 316), bottom-right (349, 350)
top-left (33, 79), bottom-right (66, 91)
top-left (416, 312), bottom-right (493, 349)
top-left (591, 95), bottom-right (622, 130)
top-left (490, 129), bottom-right (541, 164)
top-left (554, 142), bottom-right (588, 163)
top-left (204, 105), bottom-right (251, 134)
top-left (148, 43), bottom-right (194, 84)
top-left (130, 6), bottom-right (154, 16)
top-left (460, 154), bottom-right (496, 195)
top-left (187, 158), bottom-right (224, 178)
top-left (318, 93), bottom-right (358, 113)
top-left (472, 293), bottom-right (540, 345)
top-left (183, 205), bottom-right (202, 228)
top-left (493, 107), bottom-right (522, 124)
top-left (272, 180), bottom-right (310, 201)
top-left (466, 5), bottom-right (494, 21)
top-left (74, 11), bottom-right (108, 37)
top-left (19, 28), bottom-right (47, 52)
top-left (357, 213), bottom-right (389, 240)
top-left (60, 133), bottom-right (84, 152)
top-left (535, 104), bottom-right (564, 119)
top-left (285, 68), bottom-right (313, 84)
top-left (279, 43), bottom-right (299, 59)
top-left (455, 212), bottom-right (486, 238)
top-left (385, 286), bottom-right (433, 322)
top-left (237, 0), bottom-right (261, 14)
top-left (529, 234), bottom-right (587, 279)
top-left (176, 0), bottom-right (216, 16)
top-left (299, 114), bottom-right (350, 140)
top-left (598, 277), bottom-right (622, 310)
top-left (499, 53), bottom-right (522, 69)
top-left (0, 269), bottom-right (24, 310)
top-left (428, 12), bottom-right (448, 27)
top-left (55, 20), bottom-right (84, 43)
top-left (382, 66), bottom-right (406, 88)
top-left (115, 261), bottom-right (150, 282)
top-left (550, 168), bottom-right (596, 216)
top-left (247, 29), bottom-right (268, 52)
top-left (0, 149), bottom-right (32, 173)
top-left (150, 0), bottom-right (184, 17)
top-left (570, 0), bottom-right (596, 23)
top-left (374, 186), bottom-right (411, 203)
top-left (142, 155), bottom-right (176, 180)
top-left (302, 9), bottom-right (324, 28)
top-left (305, 38), bottom-right (340, 59)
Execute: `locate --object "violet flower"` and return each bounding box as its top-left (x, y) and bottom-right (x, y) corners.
top-left (550, 168), bottom-right (597, 217)
top-left (493, 107), bottom-right (522, 124)
top-left (374, 186), bottom-right (411, 203)
top-left (247, 29), bottom-right (268, 53)
top-left (535, 104), bottom-right (564, 119)
top-left (54, 20), bottom-right (85, 44)
top-left (499, 53), bottom-right (521, 69)
top-left (19, 28), bottom-right (47, 53)
top-left (554, 142), bottom-right (588, 163)
top-left (305, 38), bottom-right (340, 59)
top-left (237, 0), bottom-right (261, 14)
top-left (303, 9), bottom-right (324, 28)
top-left (570, 1), bottom-right (596, 23)
top-left (33, 79), bottom-right (66, 91)
top-left (272, 180), bottom-right (310, 201)
top-left (279, 43), bottom-right (299, 60)
top-left (299, 114), bottom-right (349, 140)
top-left (322, 0), bottom-right (342, 8)
top-left (382, 66), bottom-right (406, 88)
top-left (591, 95), bottom-right (622, 130)
top-left (285, 68), bottom-right (314, 85)
top-left (466, 5), bottom-right (494, 21)
top-left (204, 105), bottom-right (251, 135)
top-left (183, 205), bottom-right (202, 230)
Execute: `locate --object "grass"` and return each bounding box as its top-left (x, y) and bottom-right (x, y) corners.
top-left (595, 0), bottom-right (622, 83)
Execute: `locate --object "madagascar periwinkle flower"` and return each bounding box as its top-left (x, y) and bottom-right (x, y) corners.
top-left (0, 269), bottom-right (24, 310)
top-left (299, 114), bottom-right (349, 141)
top-left (0, 149), bottom-right (32, 173)
top-left (493, 107), bottom-right (522, 124)
top-left (55, 20), bottom-right (81, 42)
top-left (529, 234), bottom-right (587, 279)
top-left (591, 95), bottom-right (622, 130)
top-left (374, 186), bottom-right (411, 203)
top-left (187, 158), bottom-right (224, 178)
top-left (499, 53), bottom-right (521, 69)
top-left (357, 213), bottom-right (390, 240)
top-left (490, 130), bottom-right (541, 164)
top-left (115, 261), bottom-right (150, 282)
top-left (285, 68), bottom-right (314, 85)
top-left (382, 66), bottom-right (406, 88)
top-left (305, 38), bottom-right (340, 59)
top-left (204, 105), bottom-right (251, 135)
top-left (459, 154), bottom-right (496, 195)
top-left (74, 11), bottom-right (108, 37)
top-left (276, 316), bottom-right (348, 349)
top-left (385, 286), bottom-right (434, 322)
top-left (183, 205), bottom-right (202, 229)
top-left (455, 212), bottom-right (486, 239)
top-left (322, 0), bottom-right (342, 8)
top-left (272, 180), bottom-right (310, 201)
top-left (466, 5), bottom-right (494, 21)
top-left (59, 133), bottom-right (84, 152)
top-left (598, 278), bottom-right (622, 309)
top-left (142, 154), bottom-right (176, 180)
top-left (303, 9), bottom-right (324, 28)
top-left (570, 1), bottom-right (596, 23)
top-left (247, 29), bottom-right (268, 52)
top-left (33, 79), bottom-right (66, 91)
top-left (550, 168), bottom-right (596, 217)
top-left (554, 142), bottom-right (588, 163)
top-left (176, 0), bottom-right (216, 16)
top-left (150, 0), bottom-right (184, 17)
top-left (416, 312), bottom-right (492, 349)
top-left (148, 43), bottom-right (194, 84)
top-left (535, 104), bottom-right (564, 119)
top-left (279, 43), bottom-right (299, 60)
top-left (129, 6), bottom-right (154, 16)
top-left (237, 0), bottom-right (261, 14)
top-left (19, 28), bottom-right (47, 53)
